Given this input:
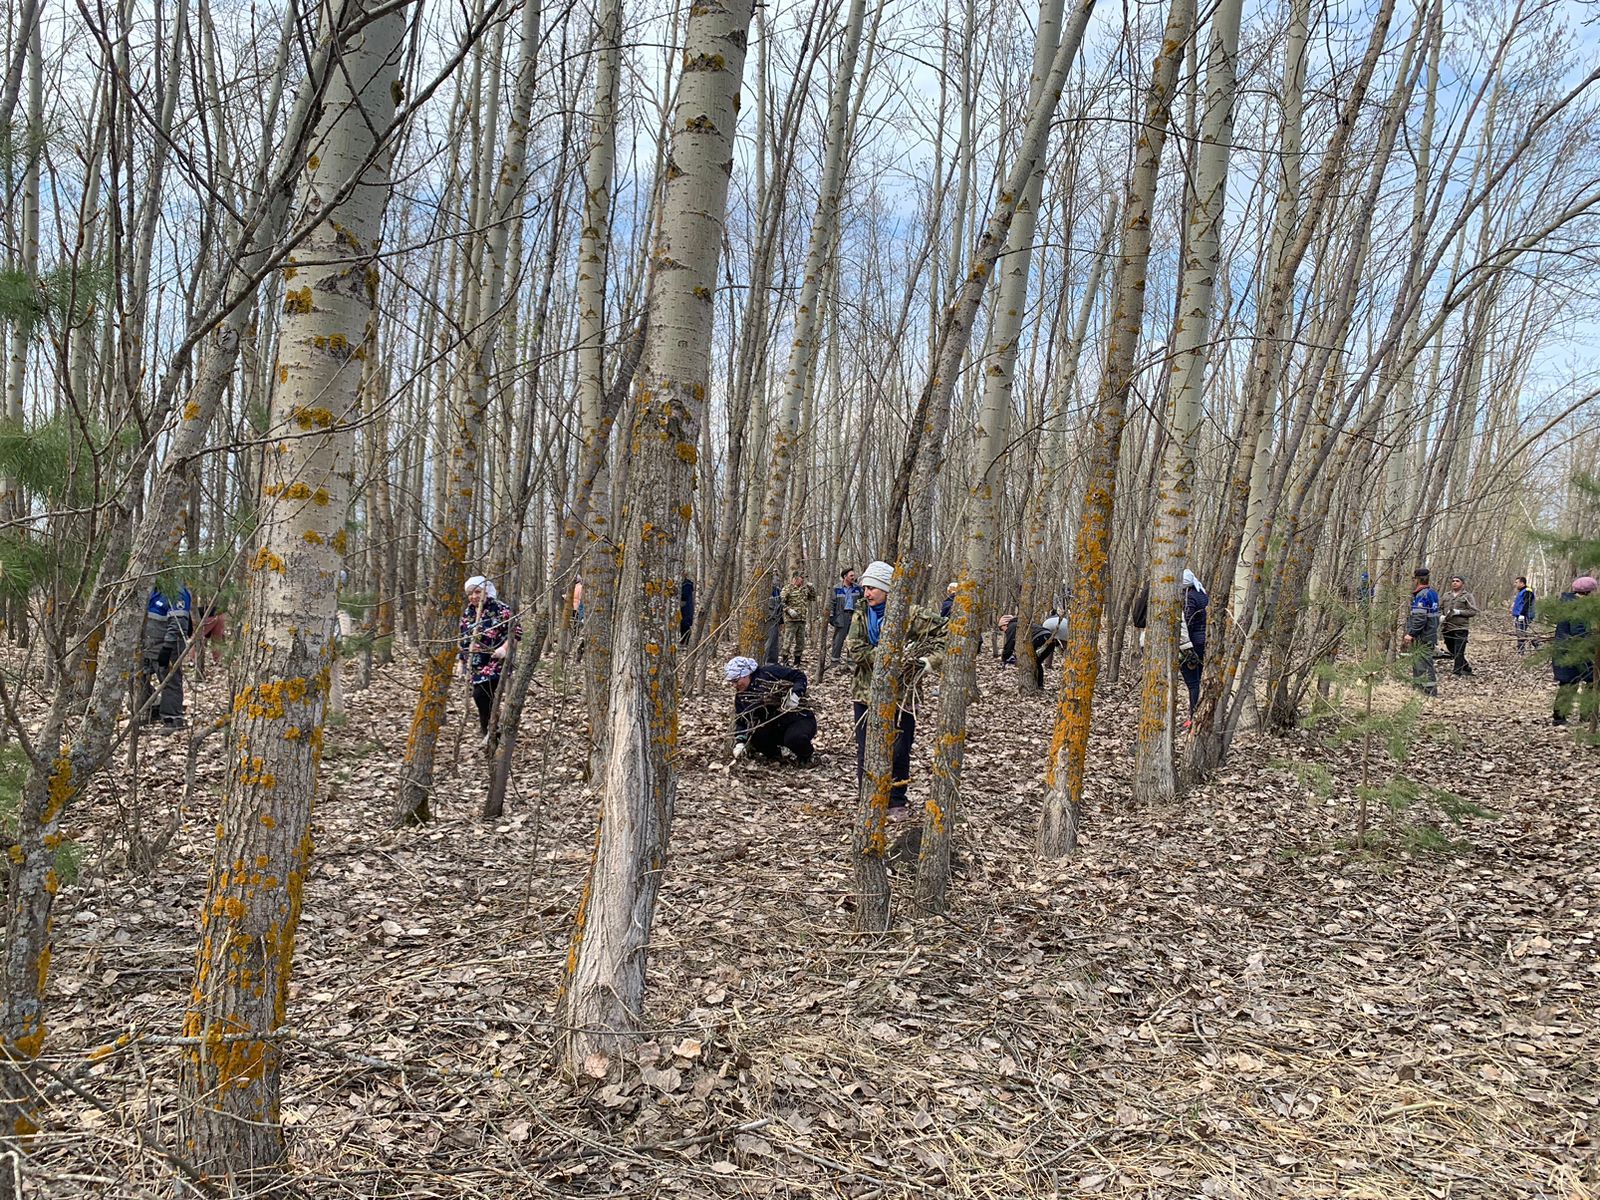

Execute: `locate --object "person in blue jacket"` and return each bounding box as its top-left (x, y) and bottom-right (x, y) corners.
top-left (828, 567), bottom-right (863, 666)
top-left (1552, 576), bottom-right (1596, 725)
top-left (1400, 567), bottom-right (1440, 697)
top-left (138, 585), bottom-right (193, 730)
top-left (1511, 575), bottom-right (1536, 655)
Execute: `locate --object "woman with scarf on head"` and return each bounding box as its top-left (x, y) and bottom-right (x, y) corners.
top-left (841, 560), bottom-right (948, 822)
top-left (1177, 569), bottom-right (1209, 721)
top-left (458, 575), bottom-right (521, 743)
top-left (724, 656), bottom-right (816, 763)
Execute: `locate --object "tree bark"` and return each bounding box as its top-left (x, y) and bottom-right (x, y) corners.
top-left (179, 0), bottom-right (408, 1178)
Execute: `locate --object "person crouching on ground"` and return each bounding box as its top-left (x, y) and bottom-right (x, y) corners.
top-left (843, 559), bottom-right (948, 824)
top-left (458, 575), bottom-right (521, 745)
top-left (724, 656), bottom-right (816, 763)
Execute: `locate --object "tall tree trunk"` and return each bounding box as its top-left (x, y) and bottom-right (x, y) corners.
top-left (395, 2), bottom-right (545, 824)
top-left (179, 0), bottom-right (408, 1178)
top-left (916, 0), bottom-right (1067, 914)
top-left (1038, 0), bottom-right (1194, 858)
top-left (559, 0), bottom-right (755, 1072)
top-left (739, 0), bottom-right (869, 653)
top-left (578, 0), bottom-right (624, 775)
top-left (1132, 0), bottom-right (1242, 803)
top-left (855, 0), bottom-right (1098, 927)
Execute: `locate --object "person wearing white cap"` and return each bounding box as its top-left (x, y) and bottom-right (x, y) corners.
top-left (841, 559), bottom-right (948, 821)
top-left (724, 656), bottom-right (816, 763)
top-left (459, 576), bottom-right (520, 744)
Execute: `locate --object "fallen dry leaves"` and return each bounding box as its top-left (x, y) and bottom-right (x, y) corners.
top-left (11, 637), bottom-right (1598, 1198)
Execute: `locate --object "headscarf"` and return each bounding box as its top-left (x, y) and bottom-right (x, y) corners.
top-left (723, 656), bottom-right (759, 683)
top-left (1574, 576), bottom-right (1598, 595)
top-left (464, 575), bottom-right (498, 600)
top-left (1182, 569), bottom-right (1207, 597)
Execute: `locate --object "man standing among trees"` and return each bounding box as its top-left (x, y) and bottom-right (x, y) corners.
top-left (1442, 574), bottom-right (1480, 676)
top-left (829, 566), bottom-right (862, 666)
top-left (780, 571), bottom-right (816, 665)
top-left (1401, 567), bottom-right (1441, 696)
top-left (1512, 575), bottom-right (1536, 655)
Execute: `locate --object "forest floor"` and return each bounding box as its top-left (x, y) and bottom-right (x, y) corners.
top-left (12, 631), bottom-right (1598, 1199)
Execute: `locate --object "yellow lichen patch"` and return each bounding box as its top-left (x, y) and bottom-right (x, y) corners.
top-left (311, 487), bottom-right (330, 506)
top-left (284, 726), bottom-right (302, 741)
top-left (302, 530), bottom-right (324, 545)
top-left (329, 333), bottom-right (348, 352)
top-left (251, 548), bottom-right (286, 574)
top-left (330, 529), bottom-right (348, 554)
top-left (674, 441), bottom-right (698, 464)
top-left (284, 286), bottom-right (313, 315)
top-left (184, 401), bottom-right (201, 421)
top-left (289, 405), bottom-right (334, 430)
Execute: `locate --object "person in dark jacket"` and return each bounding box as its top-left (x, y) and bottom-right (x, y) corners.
top-left (1401, 567), bottom-right (1441, 697)
top-left (1129, 573), bottom-right (1209, 716)
top-left (940, 581), bottom-right (957, 619)
top-left (459, 576), bottom-right (521, 742)
top-left (763, 585), bottom-right (783, 664)
top-left (724, 656), bottom-right (816, 763)
top-left (999, 614), bottom-right (1068, 687)
top-left (679, 577), bottom-right (695, 645)
top-left (1512, 576), bottom-right (1535, 655)
top-left (138, 586), bottom-right (193, 730)
top-left (1177, 571), bottom-right (1209, 716)
top-left (828, 567), bottom-right (863, 665)
top-left (1552, 576), bottom-right (1596, 725)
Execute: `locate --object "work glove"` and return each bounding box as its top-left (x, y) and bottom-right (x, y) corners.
top-left (732, 740), bottom-right (748, 761)
top-left (782, 690), bottom-right (801, 711)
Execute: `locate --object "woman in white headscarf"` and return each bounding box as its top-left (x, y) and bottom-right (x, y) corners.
top-left (1178, 570), bottom-right (1209, 719)
top-left (724, 656), bottom-right (816, 764)
top-left (460, 576), bottom-right (520, 740)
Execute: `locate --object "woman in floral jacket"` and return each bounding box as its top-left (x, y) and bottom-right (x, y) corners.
top-left (459, 575), bottom-right (521, 737)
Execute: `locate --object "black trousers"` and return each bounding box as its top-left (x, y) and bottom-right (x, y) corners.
top-left (1180, 649), bottom-right (1204, 714)
top-left (472, 678), bottom-right (501, 732)
top-left (853, 701), bottom-right (914, 810)
top-left (1443, 628), bottom-right (1472, 675)
top-left (747, 710), bottom-right (817, 762)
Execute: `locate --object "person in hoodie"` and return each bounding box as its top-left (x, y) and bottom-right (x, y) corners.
top-left (1511, 575), bottom-right (1536, 655)
top-left (841, 559), bottom-right (947, 823)
top-left (724, 656), bottom-right (816, 763)
top-left (1401, 567), bottom-right (1441, 697)
top-left (1552, 575), bottom-right (1596, 726)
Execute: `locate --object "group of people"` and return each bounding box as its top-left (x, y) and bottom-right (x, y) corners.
top-left (1404, 567), bottom-right (1596, 723)
top-left (725, 560), bottom-right (948, 822)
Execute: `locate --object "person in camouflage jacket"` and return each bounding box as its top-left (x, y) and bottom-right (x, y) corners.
top-left (779, 573), bottom-right (816, 665)
top-left (842, 559), bottom-right (947, 820)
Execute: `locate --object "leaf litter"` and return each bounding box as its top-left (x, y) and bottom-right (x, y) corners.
top-left (14, 638), bottom-right (1598, 1198)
